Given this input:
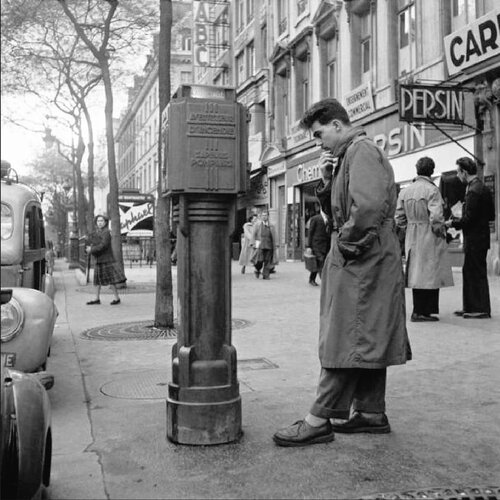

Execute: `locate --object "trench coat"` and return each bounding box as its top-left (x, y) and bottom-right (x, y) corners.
top-left (319, 127), bottom-right (411, 368)
top-left (395, 176), bottom-right (454, 289)
top-left (253, 221), bottom-right (279, 266)
top-left (238, 222), bottom-right (255, 266)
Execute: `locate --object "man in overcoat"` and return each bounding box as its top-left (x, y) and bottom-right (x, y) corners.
top-left (273, 98), bottom-right (411, 447)
top-left (446, 157), bottom-right (494, 319)
top-left (252, 211), bottom-right (278, 280)
top-left (395, 157), bottom-right (454, 322)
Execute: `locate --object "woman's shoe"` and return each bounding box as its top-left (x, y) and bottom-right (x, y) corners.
top-left (86, 299), bottom-right (101, 305)
top-left (110, 299), bottom-right (121, 305)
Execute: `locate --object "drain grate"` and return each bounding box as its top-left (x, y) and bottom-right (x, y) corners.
top-left (80, 318), bottom-right (252, 341)
top-left (361, 486), bottom-right (499, 500)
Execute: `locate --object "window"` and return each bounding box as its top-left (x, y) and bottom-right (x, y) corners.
top-left (297, 0), bottom-right (306, 17)
top-left (398, 1), bottom-right (416, 75)
top-left (1, 203), bottom-right (13, 240)
top-left (260, 25), bottom-right (268, 66)
top-left (451, 0), bottom-right (477, 31)
top-left (236, 51), bottom-right (245, 86)
top-left (247, 0), bottom-right (254, 22)
top-left (278, 0), bottom-right (288, 35)
top-left (360, 12), bottom-right (371, 79)
top-left (182, 34), bottom-right (192, 52)
top-left (326, 38), bottom-right (337, 97)
top-left (295, 54), bottom-right (310, 119)
top-left (235, 0), bottom-right (244, 32)
top-left (246, 42), bottom-right (255, 78)
top-left (181, 71), bottom-right (191, 83)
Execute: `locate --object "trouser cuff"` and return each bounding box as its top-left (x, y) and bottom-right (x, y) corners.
top-left (310, 403), bottom-right (350, 420)
top-left (352, 400), bottom-right (385, 413)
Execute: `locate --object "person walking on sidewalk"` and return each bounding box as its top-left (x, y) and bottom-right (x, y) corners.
top-left (306, 212), bottom-right (330, 286)
top-left (395, 157), bottom-right (454, 322)
top-left (85, 215), bottom-right (125, 306)
top-left (446, 157), bottom-right (495, 319)
top-left (273, 98), bottom-right (411, 447)
top-left (238, 214), bottom-right (257, 274)
top-left (252, 211), bottom-right (277, 280)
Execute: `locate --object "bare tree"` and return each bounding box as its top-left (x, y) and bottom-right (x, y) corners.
top-left (154, 0), bottom-right (174, 328)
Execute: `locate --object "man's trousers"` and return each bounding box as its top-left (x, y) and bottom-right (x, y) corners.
top-left (463, 246), bottom-right (491, 315)
top-left (310, 367), bottom-right (387, 420)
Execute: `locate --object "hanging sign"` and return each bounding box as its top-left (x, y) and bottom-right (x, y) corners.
top-left (119, 202), bottom-right (154, 234)
top-left (444, 9), bottom-right (500, 76)
top-left (399, 84), bottom-right (465, 124)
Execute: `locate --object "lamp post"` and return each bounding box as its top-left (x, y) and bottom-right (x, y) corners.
top-left (43, 124), bottom-right (79, 268)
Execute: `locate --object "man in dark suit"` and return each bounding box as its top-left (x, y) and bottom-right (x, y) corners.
top-left (446, 157), bottom-right (495, 319)
top-left (253, 211), bottom-right (276, 280)
top-left (306, 212), bottom-right (330, 286)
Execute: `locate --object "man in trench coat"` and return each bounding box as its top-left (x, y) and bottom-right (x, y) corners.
top-left (395, 157), bottom-right (454, 322)
top-left (273, 98), bottom-right (411, 447)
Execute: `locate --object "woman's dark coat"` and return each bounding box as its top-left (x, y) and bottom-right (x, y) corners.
top-left (88, 229), bottom-right (115, 264)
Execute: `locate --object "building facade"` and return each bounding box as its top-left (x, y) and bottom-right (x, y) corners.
top-left (116, 0), bottom-right (500, 272)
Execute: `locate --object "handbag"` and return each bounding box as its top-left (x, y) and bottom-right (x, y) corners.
top-left (304, 248), bottom-right (318, 273)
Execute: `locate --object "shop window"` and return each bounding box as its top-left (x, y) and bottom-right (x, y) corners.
top-left (398, 1), bottom-right (416, 76)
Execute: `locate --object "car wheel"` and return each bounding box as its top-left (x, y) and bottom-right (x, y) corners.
top-left (1, 417), bottom-right (19, 499)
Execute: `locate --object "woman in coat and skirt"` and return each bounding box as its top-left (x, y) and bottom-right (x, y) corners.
top-left (238, 214), bottom-right (257, 274)
top-left (85, 215), bottom-right (125, 305)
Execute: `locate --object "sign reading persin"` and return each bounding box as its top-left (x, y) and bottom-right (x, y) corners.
top-left (399, 84), bottom-right (465, 125)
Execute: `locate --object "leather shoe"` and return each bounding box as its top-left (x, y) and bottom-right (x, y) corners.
top-left (453, 310), bottom-right (464, 316)
top-left (86, 299), bottom-right (101, 305)
top-left (110, 299), bottom-right (121, 305)
top-left (273, 419), bottom-right (335, 447)
top-left (254, 271), bottom-right (260, 279)
top-left (332, 412), bottom-right (391, 434)
top-left (309, 281), bottom-right (319, 287)
top-left (463, 312), bottom-right (490, 319)
top-left (411, 313), bottom-right (438, 322)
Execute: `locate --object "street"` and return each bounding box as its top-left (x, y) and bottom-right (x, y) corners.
top-left (46, 259), bottom-right (500, 500)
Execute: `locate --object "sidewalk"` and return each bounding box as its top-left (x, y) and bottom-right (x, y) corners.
top-left (48, 259), bottom-right (500, 499)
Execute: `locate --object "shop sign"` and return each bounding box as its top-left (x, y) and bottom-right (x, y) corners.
top-left (444, 9), bottom-right (500, 76)
top-left (373, 124), bottom-right (425, 157)
top-left (296, 159), bottom-right (320, 184)
top-left (286, 120), bottom-right (310, 149)
top-left (343, 82), bottom-right (375, 121)
top-left (119, 202), bottom-right (154, 234)
top-left (268, 162), bottom-right (286, 178)
top-left (399, 84), bottom-right (464, 124)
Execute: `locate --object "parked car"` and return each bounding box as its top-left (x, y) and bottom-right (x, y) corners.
top-left (1, 161), bottom-right (57, 372)
top-left (1, 360), bottom-right (52, 500)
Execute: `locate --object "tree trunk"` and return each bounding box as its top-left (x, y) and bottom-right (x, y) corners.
top-left (74, 134), bottom-right (87, 236)
top-left (82, 100), bottom-right (95, 233)
top-left (154, 0), bottom-right (174, 328)
top-left (101, 59), bottom-right (125, 276)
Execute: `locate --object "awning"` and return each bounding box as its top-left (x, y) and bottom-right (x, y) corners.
top-left (249, 167), bottom-right (266, 179)
top-left (127, 229), bottom-right (154, 238)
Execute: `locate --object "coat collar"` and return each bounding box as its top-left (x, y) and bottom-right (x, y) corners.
top-left (332, 126), bottom-right (366, 159)
top-left (413, 175), bottom-right (435, 185)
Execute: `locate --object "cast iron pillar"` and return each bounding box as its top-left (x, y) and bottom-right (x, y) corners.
top-left (164, 85), bottom-right (248, 445)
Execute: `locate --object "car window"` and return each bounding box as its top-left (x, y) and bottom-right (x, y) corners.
top-left (1, 203), bottom-right (13, 240)
top-left (24, 206), bottom-right (37, 250)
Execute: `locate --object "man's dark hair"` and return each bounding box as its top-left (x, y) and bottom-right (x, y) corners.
top-left (299, 98), bottom-right (351, 130)
top-left (456, 157), bottom-right (477, 175)
top-left (416, 156), bottom-right (435, 177)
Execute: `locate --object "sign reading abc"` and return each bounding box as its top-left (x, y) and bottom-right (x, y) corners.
top-left (163, 85), bottom-right (248, 194)
top-left (444, 9), bottom-right (500, 76)
top-left (399, 84), bottom-right (464, 125)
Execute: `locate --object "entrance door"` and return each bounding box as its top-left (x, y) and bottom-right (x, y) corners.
top-left (278, 185), bottom-right (286, 260)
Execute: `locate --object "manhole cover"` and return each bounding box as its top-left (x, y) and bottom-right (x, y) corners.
top-left (239, 358), bottom-right (279, 371)
top-left (361, 486), bottom-right (499, 500)
top-left (80, 318), bottom-right (252, 341)
top-left (100, 370), bottom-right (169, 399)
top-left (75, 283), bottom-right (156, 294)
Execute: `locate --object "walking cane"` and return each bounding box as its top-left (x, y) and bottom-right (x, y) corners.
top-left (86, 251), bottom-right (91, 284)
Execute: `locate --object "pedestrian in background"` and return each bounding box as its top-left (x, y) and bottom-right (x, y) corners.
top-left (273, 98), bottom-right (410, 447)
top-left (306, 211), bottom-right (330, 286)
top-left (446, 157), bottom-right (495, 319)
top-left (85, 215), bottom-right (125, 305)
top-left (238, 214), bottom-right (257, 274)
top-left (395, 157), bottom-right (453, 322)
top-left (252, 211), bottom-right (277, 280)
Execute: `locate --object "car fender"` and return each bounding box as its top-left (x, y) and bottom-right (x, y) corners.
top-left (10, 370), bottom-right (51, 500)
top-left (3, 288), bottom-right (57, 372)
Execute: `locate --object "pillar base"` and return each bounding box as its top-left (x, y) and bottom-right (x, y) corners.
top-left (166, 391), bottom-right (242, 445)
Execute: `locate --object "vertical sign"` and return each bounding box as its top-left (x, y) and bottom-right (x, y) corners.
top-left (193, 1), bottom-right (209, 80)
